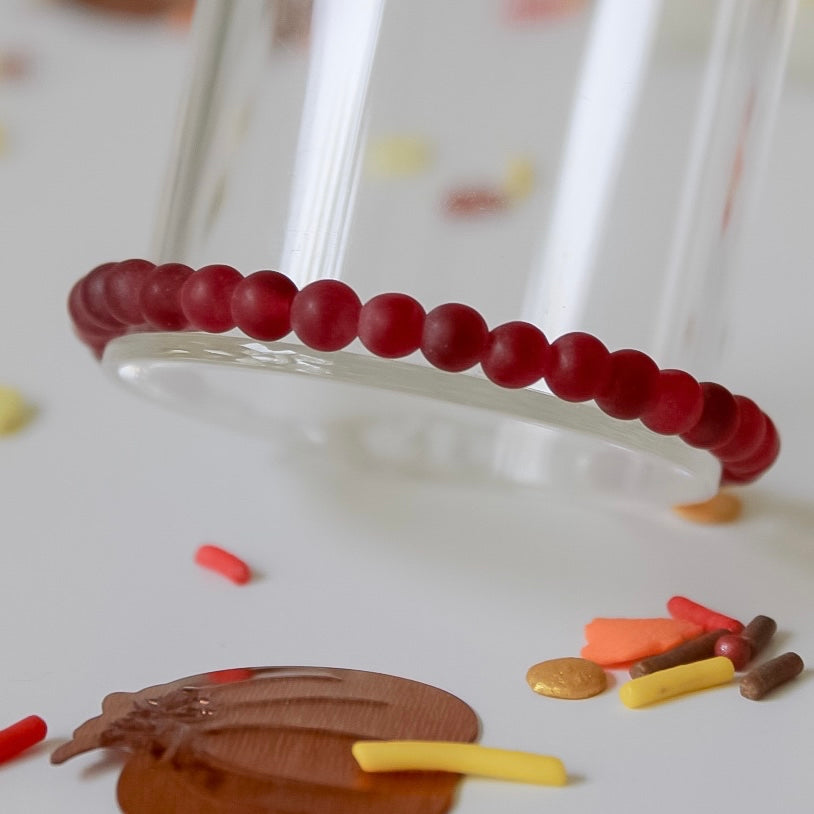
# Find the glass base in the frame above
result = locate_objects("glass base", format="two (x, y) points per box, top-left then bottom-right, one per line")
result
(103, 333), (720, 510)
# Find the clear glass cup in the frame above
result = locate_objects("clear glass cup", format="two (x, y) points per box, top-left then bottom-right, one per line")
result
(105, 0), (796, 510)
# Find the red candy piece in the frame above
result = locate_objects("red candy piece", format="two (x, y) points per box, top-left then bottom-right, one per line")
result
(667, 595), (744, 634)
(231, 270), (297, 341)
(206, 667), (256, 684)
(546, 332), (611, 402)
(680, 382), (739, 449)
(0, 715), (47, 764)
(104, 259), (154, 325)
(714, 634), (752, 671)
(194, 544), (251, 585)
(140, 263), (194, 331)
(595, 348), (659, 420)
(359, 293), (425, 358)
(290, 279), (362, 351)
(181, 264), (243, 333)
(640, 369), (704, 435)
(443, 188), (508, 216)
(421, 303), (489, 372)
(481, 321), (549, 388)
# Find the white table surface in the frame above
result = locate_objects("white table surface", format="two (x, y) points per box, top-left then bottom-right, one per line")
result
(1, 2), (813, 812)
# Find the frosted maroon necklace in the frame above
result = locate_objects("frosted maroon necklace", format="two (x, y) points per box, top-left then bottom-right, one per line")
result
(69, 259), (779, 486)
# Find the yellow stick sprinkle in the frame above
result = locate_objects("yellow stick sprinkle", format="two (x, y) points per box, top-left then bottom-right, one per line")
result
(351, 740), (567, 786)
(619, 656), (734, 708)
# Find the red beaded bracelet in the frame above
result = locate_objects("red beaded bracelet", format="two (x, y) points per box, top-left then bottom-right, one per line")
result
(68, 259), (780, 486)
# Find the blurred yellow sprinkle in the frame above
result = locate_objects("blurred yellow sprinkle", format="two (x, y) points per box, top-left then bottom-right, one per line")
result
(367, 136), (432, 177)
(504, 156), (536, 200)
(0, 386), (31, 435)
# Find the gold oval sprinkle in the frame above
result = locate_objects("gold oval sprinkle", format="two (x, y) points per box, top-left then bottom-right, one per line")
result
(526, 657), (607, 700)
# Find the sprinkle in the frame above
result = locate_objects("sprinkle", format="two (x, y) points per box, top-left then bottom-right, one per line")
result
(352, 740), (567, 786)
(504, 156), (536, 200)
(581, 617), (703, 666)
(740, 652), (804, 700)
(619, 656), (734, 708)
(667, 596), (744, 634)
(194, 544), (252, 585)
(672, 491), (742, 524)
(0, 386), (31, 435)
(366, 136), (432, 177)
(443, 188), (509, 216)
(0, 716), (47, 765)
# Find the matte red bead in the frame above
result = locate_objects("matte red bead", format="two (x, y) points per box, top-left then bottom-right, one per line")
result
(68, 277), (103, 334)
(640, 369), (704, 435)
(712, 395), (767, 464)
(545, 332), (611, 402)
(139, 263), (194, 331)
(421, 303), (489, 372)
(680, 382), (739, 449)
(79, 263), (124, 330)
(595, 349), (659, 420)
(104, 258), (155, 325)
(231, 270), (298, 341)
(722, 416), (779, 483)
(359, 292), (425, 358)
(181, 264), (243, 333)
(481, 321), (549, 388)
(290, 279), (362, 351)
(73, 323), (120, 358)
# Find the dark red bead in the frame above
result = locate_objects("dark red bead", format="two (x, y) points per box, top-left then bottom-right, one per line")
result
(290, 279), (362, 351)
(712, 395), (767, 464)
(139, 263), (194, 331)
(181, 264), (243, 333)
(640, 369), (704, 435)
(545, 332), (611, 402)
(722, 415), (779, 483)
(680, 382), (739, 449)
(595, 349), (659, 420)
(358, 293), (425, 358)
(104, 258), (155, 325)
(68, 277), (102, 334)
(79, 263), (124, 330)
(73, 324), (118, 358)
(231, 270), (297, 341)
(481, 321), (549, 388)
(421, 303), (489, 372)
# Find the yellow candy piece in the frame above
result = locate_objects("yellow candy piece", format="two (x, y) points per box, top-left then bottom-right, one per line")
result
(366, 136), (432, 177)
(0, 386), (29, 435)
(619, 656), (734, 708)
(352, 740), (567, 786)
(504, 156), (536, 200)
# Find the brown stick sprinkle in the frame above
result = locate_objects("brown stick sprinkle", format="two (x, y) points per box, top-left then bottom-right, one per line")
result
(739, 652), (804, 700)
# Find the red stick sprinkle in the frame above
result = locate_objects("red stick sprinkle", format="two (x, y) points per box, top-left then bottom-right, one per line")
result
(195, 544), (252, 585)
(0, 715), (47, 764)
(667, 595), (744, 634)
